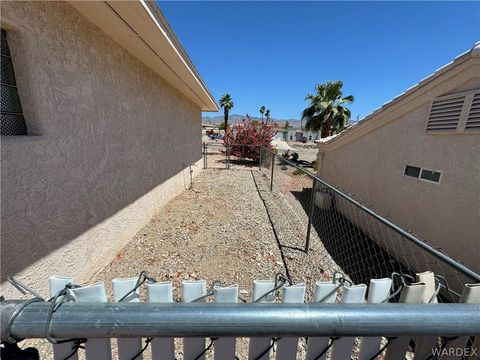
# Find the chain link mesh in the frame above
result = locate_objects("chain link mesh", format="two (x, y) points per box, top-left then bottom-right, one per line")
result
(258, 148), (476, 300)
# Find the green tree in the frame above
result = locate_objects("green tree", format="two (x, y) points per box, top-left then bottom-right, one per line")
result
(219, 94), (234, 132)
(301, 81), (354, 138)
(284, 121), (289, 129)
(259, 106), (266, 122)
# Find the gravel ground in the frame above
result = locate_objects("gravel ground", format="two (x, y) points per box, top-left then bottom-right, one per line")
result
(19, 164), (353, 360)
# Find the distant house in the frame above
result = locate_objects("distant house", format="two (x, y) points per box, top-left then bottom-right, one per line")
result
(316, 43), (480, 273)
(0, 1), (218, 295)
(276, 128), (320, 142)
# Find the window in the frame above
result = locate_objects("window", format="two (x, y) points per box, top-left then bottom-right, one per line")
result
(404, 165), (421, 178)
(289, 135), (293, 140)
(309, 134), (312, 141)
(1, 29), (27, 135)
(404, 165), (442, 183)
(420, 169), (441, 183)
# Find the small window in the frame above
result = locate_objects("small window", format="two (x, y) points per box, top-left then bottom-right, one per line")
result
(420, 169), (441, 183)
(404, 165), (421, 178)
(309, 134), (312, 140)
(289, 135), (293, 140)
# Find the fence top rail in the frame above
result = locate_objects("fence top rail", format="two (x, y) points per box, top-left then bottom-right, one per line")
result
(2, 301), (480, 340)
(262, 148), (480, 283)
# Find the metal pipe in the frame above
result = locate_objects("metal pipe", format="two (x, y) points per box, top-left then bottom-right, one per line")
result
(2, 301), (479, 341)
(265, 150), (480, 283)
(305, 177), (316, 253)
(270, 154), (274, 191)
(204, 143), (208, 169)
(226, 145), (231, 170)
(203, 142), (206, 169)
(258, 146), (262, 172)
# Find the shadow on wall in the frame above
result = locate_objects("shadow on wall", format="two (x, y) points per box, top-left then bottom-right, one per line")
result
(290, 187), (410, 286)
(0, 140), (201, 283)
(0, 1), (203, 283)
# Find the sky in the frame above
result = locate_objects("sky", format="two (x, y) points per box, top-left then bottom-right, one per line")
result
(158, 1), (480, 121)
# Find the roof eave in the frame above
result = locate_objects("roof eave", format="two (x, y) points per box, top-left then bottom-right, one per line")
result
(68, 0), (219, 112)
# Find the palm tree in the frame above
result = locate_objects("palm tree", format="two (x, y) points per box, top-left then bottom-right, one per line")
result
(219, 94), (234, 132)
(259, 106), (266, 122)
(301, 81), (354, 138)
(265, 109), (271, 122)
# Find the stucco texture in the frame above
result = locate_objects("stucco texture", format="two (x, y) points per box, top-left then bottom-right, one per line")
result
(317, 62), (480, 276)
(1, 1), (202, 297)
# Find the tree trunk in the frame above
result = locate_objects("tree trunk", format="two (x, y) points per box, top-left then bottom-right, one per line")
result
(224, 109), (228, 132)
(321, 120), (331, 138)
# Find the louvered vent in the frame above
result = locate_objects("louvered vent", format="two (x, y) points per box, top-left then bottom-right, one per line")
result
(426, 95), (464, 132)
(465, 93), (480, 131)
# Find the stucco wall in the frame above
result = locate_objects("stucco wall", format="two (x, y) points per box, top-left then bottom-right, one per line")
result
(317, 64), (480, 274)
(1, 1), (203, 297)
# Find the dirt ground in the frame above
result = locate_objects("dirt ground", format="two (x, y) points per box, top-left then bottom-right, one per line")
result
(20, 165), (346, 360)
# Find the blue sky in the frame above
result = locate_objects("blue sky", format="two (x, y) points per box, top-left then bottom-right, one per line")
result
(159, 1), (480, 120)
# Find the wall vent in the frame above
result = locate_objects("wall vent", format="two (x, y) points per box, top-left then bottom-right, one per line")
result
(425, 95), (465, 132)
(465, 93), (480, 131)
(1, 29), (28, 136)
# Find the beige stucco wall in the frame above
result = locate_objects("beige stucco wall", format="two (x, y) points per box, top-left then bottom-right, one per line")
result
(1, 1), (203, 297)
(316, 62), (480, 275)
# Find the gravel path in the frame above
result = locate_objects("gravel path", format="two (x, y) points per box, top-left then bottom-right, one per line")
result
(20, 166), (347, 360)
(91, 169), (288, 301)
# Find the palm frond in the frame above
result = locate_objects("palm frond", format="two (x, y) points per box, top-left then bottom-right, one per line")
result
(301, 81), (354, 138)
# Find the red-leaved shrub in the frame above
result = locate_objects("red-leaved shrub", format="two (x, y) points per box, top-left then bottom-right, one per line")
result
(223, 119), (276, 162)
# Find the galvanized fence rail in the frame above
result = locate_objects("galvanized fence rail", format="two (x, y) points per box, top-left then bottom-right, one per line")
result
(1, 273), (479, 360)
(258, 147), (480, 298)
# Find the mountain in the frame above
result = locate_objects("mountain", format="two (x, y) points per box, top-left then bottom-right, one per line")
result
(202, 114), (303, 128)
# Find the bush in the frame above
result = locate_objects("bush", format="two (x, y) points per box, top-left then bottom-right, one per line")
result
(224, 119), (277, 162)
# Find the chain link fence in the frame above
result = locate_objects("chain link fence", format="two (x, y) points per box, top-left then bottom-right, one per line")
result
(258, 147), (480, 300)
(203, 142), (263, 170)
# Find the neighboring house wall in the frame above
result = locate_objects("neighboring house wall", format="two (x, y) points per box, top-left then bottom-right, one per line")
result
(286, 129), (319, 142)
(316, 58), (480, 273)
(1, 1), (203, 296)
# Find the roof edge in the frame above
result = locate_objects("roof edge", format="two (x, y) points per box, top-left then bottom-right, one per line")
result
(68, 0), (219, 112)
(141, 1), (219, 111)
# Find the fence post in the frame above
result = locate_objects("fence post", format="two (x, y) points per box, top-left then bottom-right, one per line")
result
(269, 153), (274, 191)
(204, 143), (208, 169)
(227, 145), (231, 170)
(258, 146), (262, 172)
(305, 177), (316, 253)
(203, 142), (206, 169)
